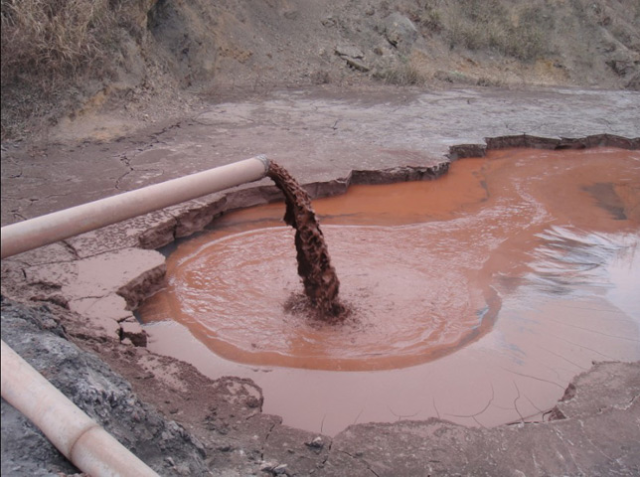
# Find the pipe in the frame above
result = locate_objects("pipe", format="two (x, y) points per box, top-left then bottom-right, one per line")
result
(1, 155), (270, 473)
(1, 155), (270, 259)
(1, 340), (160, 477)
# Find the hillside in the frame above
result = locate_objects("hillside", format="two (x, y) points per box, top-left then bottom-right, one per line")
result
(1, 0), (639, 139)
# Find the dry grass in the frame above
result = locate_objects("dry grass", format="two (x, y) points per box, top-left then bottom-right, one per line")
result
(1, 0), (118, 85)
(373, 61), (428, 86)
(0, 0), (143, 138)
(445, 0), (546, 61)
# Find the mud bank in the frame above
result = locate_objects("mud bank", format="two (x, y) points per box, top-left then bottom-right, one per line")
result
(113, 133), (640, 255)
(140, 146), (640, 437)
(2, 299), (639, 476)
(2, 88), (639, 475)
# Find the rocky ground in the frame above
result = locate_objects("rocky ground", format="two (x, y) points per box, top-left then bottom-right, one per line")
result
(1, 86), (639, 476)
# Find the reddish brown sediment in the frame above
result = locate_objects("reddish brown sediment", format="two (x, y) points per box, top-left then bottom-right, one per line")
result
(267, 161), (345, 319)
(140, 147), (639, 435)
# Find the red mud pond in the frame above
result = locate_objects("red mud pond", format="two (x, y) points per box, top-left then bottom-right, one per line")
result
(139, 147), (640, 436)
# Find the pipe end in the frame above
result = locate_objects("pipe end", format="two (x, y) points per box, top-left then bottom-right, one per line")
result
(254, 154), (270, 174)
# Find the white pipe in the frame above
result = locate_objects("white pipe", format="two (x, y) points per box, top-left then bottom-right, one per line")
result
(1, 155), (271, 473)
(1, 155), (270, 259)
(1, 340), (160, 477)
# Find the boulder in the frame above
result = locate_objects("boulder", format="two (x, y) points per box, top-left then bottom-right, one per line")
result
(384, 13), (419, 53)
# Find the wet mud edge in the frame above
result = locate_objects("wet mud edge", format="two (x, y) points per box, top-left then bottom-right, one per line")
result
(118, 132), (640, 325)
(3, 133), (639, 475)
(136, 132), (640, 253)
(122, 133), (634, 301)
(11, 133), (638, 358)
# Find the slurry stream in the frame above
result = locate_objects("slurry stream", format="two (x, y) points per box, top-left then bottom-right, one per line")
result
(139, 148), (640, 436)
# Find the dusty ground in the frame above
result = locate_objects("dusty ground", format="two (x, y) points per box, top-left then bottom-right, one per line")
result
(2, 0), (639, 140)
(1, 86), (639, 476)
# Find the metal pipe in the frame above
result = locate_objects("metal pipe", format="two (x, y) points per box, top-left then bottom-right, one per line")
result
(1, 340), (160, 477)
(1, 155), (270, 259)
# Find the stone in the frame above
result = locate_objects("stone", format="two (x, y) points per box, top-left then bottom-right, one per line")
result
(260, 461), (278, 472)
(306, 436), (324, 449)
(345, 58), (370, 72)
(335, 44), (364, 59)
(384, 13), (419, 53)
(335, 45), (369, 71)
(273, 463), (288, 474)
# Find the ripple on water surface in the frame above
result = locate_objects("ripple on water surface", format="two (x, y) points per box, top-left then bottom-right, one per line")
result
(140, 147), (640, 435)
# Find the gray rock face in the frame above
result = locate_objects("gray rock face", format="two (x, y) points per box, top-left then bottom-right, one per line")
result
(384, 13), (419, 53)
(0, 300), (210, 477)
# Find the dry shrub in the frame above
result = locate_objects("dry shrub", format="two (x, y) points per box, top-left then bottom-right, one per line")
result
(445, 0), (546, 61)
(373, 61), (428, 86)
(1, 0), (118, 87)
(0, 0), (145, 138)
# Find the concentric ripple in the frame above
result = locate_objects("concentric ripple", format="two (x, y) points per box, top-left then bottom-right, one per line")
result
(148, 221), (499, 370)
(140, 147), (639, 435)
(142, 147), (639, 373)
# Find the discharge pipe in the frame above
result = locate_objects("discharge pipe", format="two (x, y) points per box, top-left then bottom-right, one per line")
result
(1, 155), (270, 259)
(1, 155), (271, 475)
(1, 340), (160, 476)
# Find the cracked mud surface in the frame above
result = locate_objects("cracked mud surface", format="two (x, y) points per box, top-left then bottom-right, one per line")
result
(2, 86), (640, 476)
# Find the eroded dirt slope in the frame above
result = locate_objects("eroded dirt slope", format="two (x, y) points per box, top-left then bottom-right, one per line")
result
(2, 0), (639, 139)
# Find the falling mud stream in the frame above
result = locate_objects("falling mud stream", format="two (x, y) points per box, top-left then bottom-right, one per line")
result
(266, 161), (345, 318)
(140, 147), (640, 436)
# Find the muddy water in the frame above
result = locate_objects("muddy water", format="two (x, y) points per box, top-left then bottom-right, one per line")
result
(140, 147), (640, 435)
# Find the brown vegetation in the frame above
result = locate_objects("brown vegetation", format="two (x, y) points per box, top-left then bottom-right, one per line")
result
(1, 0), (639, 140)
(0, 0), (149, 137)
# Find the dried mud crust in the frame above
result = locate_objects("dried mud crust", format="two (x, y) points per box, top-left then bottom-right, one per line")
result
(2, 299), (639, 477)
(1, 87), (640, 475)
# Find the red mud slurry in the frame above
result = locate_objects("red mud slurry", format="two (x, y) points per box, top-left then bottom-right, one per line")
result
(140, 148), (640, 435)
(266, 161), (344, 318)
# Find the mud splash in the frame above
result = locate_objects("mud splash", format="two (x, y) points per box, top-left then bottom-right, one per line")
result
(267, 161), (344, 318)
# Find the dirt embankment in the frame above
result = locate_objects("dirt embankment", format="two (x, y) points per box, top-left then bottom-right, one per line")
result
(2, 0), (639, 139)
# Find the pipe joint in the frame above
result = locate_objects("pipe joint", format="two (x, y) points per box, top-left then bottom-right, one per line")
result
(255, 154), (270, 173)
